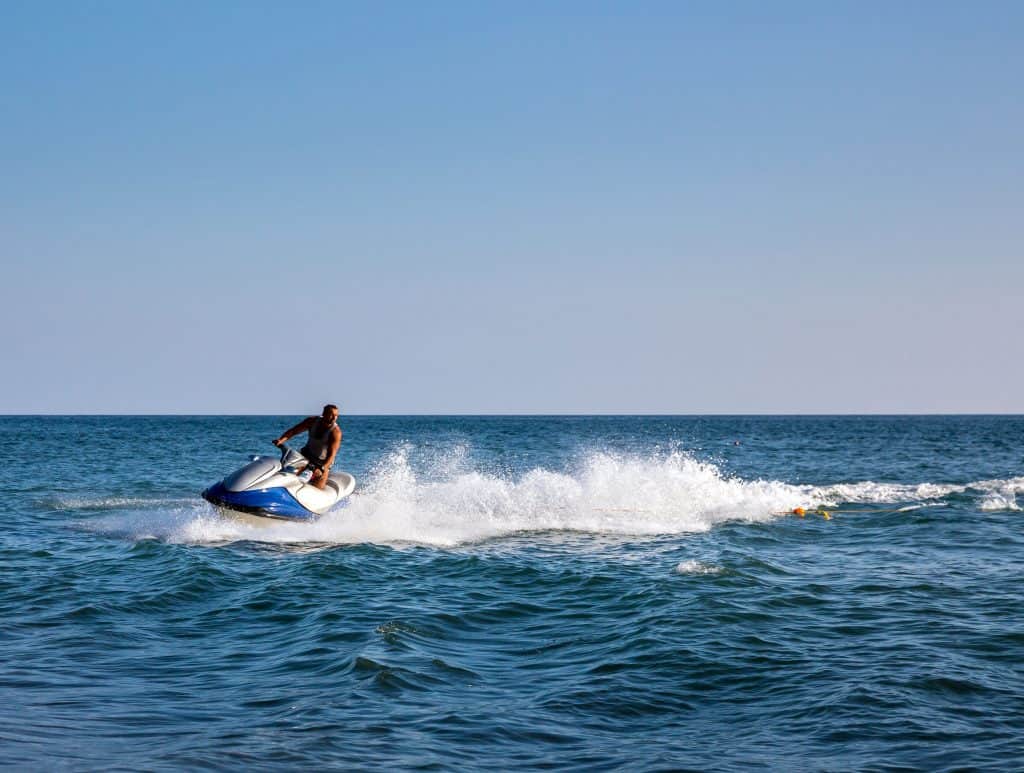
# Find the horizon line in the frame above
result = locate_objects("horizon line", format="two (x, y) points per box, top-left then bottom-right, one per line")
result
(2, 412), (1023, 418)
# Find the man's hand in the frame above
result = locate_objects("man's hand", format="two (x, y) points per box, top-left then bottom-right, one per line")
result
(273, 437), (285, 447)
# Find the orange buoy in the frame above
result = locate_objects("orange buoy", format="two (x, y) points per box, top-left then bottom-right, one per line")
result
(793, 507), (806, 517)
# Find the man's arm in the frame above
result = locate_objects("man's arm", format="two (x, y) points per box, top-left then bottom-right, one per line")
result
(273, 417), (315, 446)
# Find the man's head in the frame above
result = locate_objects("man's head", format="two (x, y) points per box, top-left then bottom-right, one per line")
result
(322, 404), (340, 424)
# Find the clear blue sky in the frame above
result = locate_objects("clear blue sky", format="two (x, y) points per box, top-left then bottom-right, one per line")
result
(2, 1), (1021, 413)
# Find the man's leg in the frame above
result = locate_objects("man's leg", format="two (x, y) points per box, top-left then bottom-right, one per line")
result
(309, 466), (328, 490)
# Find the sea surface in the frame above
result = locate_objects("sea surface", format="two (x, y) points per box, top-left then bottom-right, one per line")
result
(1, 415), (1022, 770)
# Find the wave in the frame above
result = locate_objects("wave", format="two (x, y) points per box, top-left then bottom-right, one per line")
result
(810, 477), (1024, 507)
(76, 447), (1023, 547)
(48, 496), (197, 511)
(675, 560), (724, 575)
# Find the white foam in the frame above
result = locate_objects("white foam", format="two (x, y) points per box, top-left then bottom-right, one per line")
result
(809, 481), (963, 505)
(75, 447), (1024, 547)
(979, 495), (1018, 511)
(675, 560), (723, 575)
(975, 477), (1024, 511)
(52, 496), (197, 511)
(281, 447), (810, 547)
(811, 476), (1024, 507)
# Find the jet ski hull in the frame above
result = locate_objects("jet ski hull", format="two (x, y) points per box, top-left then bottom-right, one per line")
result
(202, 481), (318, 521)
(202, 446), (356, 525)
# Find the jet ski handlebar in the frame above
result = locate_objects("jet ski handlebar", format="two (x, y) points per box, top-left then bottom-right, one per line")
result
(274, 442), (305, 469)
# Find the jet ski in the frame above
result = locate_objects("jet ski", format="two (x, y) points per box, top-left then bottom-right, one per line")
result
(202, 444), (356, 526)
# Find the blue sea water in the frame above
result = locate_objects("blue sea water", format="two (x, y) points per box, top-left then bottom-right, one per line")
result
(1, 415), (1023, 770)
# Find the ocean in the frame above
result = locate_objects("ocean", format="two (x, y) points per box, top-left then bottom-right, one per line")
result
(1, 415), (1022, 770)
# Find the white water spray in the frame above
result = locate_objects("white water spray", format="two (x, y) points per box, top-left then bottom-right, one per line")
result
(75, 449), (1024, 547)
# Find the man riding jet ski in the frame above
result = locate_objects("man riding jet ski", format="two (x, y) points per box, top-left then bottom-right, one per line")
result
(201, 404), (355, 525)
(273, 404), (342, 488)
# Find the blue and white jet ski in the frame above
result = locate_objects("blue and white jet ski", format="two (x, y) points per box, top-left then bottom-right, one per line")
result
(202, 444), (356, 526)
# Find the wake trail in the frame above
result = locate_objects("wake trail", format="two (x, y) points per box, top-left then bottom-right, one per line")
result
(75, 446), (1023, 547)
